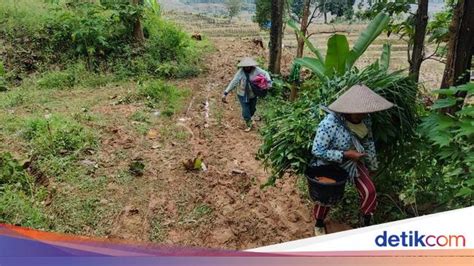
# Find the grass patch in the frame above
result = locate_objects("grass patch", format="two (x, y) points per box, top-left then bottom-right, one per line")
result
(130, 110), (151, 123)
(139, 80), (189, 117)
(23, 115), (97, 158)
(149, 216), (165, 242)
(192, 203), (213, 219)
(37, 64), (113, 90)
(0, 152), (48, 229)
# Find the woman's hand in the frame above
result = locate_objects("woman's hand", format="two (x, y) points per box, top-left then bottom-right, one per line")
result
(344, 150), (367, 161)
(222, 93), (228, 103)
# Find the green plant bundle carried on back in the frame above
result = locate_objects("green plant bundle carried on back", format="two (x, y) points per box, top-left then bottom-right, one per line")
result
(258, 63), (418, 186)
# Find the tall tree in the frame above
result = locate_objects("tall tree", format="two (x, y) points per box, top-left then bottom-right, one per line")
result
(269, 0), (284, 74)
(440, 0), (474, 90)
(226, 0), (242, 22)
(132, 0), (145, 43)
(409, 0), (429, 82)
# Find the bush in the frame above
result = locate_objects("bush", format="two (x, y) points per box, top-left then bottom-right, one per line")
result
(420, 84), (474, 205)
(0, 0), (203, 80)
(258, 64), (424, 224)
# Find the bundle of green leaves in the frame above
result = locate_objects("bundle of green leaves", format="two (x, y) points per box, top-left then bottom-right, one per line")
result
(258, 63), (418, 185)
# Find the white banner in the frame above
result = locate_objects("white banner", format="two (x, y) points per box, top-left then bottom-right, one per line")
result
(251, 206), (474, 252)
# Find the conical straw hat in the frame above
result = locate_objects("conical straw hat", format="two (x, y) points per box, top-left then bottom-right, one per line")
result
(237, 57), (258, 67)
(328, 84), (394, 114)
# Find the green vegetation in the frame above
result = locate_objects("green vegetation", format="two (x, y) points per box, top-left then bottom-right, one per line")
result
(258, 10), (473, 225)
(139, 80), (190, 117)
(0, 0), (207, 81)
(0, 152), (48, 228)
(0, 0), (203, 234)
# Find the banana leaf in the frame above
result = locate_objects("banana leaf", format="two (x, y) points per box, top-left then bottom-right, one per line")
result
(345, 12), (389, 70)
(294, 57), (326, 80)
(325, 34), (350, 77)
(380, 43), (391, 71)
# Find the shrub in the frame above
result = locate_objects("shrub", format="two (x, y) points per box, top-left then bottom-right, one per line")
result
(1, 0), (203, 80)
(420, 84), (474, 205)
(258, 64), (422, 224)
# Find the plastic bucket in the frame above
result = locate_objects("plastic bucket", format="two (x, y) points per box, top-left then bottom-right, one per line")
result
(305, 165), (348, 206)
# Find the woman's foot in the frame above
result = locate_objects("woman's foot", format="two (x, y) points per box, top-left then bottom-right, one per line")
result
(314, 219), (326, 236)
(244, 120), (253, 132)
(314, 226), (326, 236)
(360, 214), (373, 227)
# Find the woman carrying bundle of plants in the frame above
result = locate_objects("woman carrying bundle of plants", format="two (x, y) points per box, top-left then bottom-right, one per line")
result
(309, 84), (394, 236)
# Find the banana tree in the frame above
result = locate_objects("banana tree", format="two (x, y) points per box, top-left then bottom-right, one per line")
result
(294, 12), (391, 80)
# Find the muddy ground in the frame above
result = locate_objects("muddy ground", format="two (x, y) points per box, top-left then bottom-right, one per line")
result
(95, 38), (350, 250)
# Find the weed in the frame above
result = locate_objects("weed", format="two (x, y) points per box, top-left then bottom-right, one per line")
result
(130, 111), (150, 123)
(296, 175), (309, 200)
(23, 115), (97, 158)
(134, 123), (151, 136)
(193, 203), (213, 220)
(149, 216), (165, 242)
(139, 80), (189, 116)
(0, 186), (48, 228)
(114, 170), (134, 185)
(0, 152), (48, 229)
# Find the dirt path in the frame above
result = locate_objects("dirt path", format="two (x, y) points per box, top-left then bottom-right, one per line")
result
(103, 37), (350, 249)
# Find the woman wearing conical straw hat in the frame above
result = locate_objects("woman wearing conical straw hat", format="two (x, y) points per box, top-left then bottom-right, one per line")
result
(310, 84), (394, 236)
(222, 57), (272, 132)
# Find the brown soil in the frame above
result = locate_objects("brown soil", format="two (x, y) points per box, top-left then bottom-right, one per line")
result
(91, 37), (349, 250)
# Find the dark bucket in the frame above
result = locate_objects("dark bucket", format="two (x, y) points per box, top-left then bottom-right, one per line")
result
(305, 165), (348, 206)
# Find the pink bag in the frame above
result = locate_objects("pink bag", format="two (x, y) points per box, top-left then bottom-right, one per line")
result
(252, 74), (270, 90)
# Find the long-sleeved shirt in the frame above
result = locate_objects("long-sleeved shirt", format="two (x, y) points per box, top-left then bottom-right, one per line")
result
(311, 111), (378, 178)
(224, 67), (272, 98)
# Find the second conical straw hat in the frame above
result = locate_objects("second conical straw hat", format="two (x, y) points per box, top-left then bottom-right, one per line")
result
(328, 84), (394, 114)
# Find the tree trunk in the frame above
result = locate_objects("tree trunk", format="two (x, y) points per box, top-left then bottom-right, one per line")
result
(291, 0), (311, 101)
(409, 0), (429, 82)
(269, 0), (284, 74)
(322, 0), (327, 24)
(440, 0), (474, 111)
(296, 0), (310, 58)
(132, 0), (145, 43)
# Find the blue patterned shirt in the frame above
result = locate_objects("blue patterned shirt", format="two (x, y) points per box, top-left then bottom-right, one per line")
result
(311, 112), (378, 176)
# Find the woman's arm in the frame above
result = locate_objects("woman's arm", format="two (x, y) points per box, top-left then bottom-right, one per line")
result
(361, 118), (378, 171)
(311, 115), (344, 163)
(224, 69), (243, 95)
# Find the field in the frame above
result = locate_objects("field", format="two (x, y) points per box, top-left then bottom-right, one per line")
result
(169, 12), (445, 90)
(0, 7), (462, 250)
